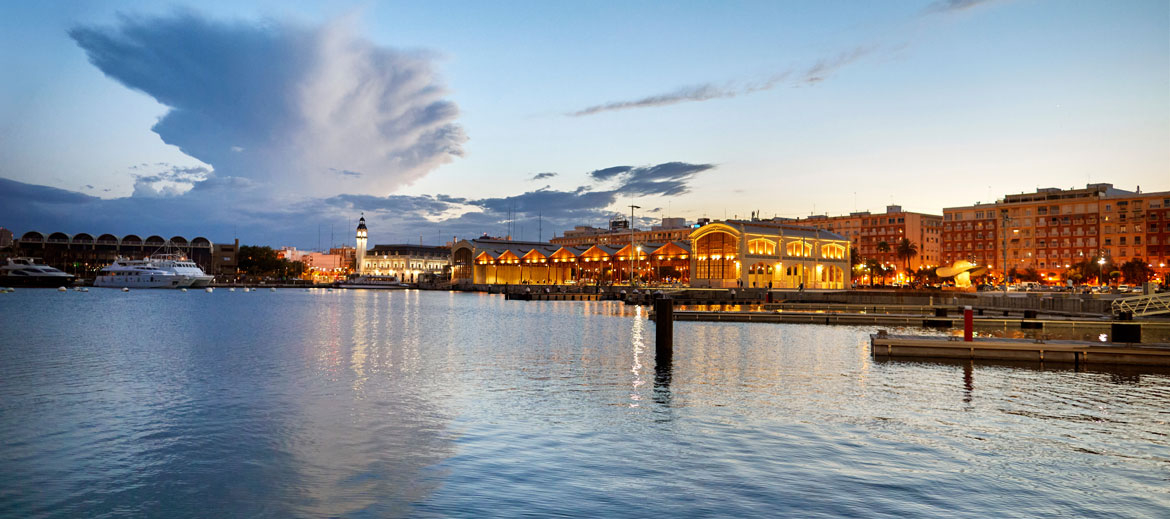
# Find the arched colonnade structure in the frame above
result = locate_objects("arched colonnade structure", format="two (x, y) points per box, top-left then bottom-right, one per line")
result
(12, 231), (214, 276)
(690, 221), (851, 290)
(451, 238), (692, 286)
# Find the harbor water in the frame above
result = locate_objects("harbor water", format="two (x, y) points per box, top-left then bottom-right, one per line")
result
(1, 289), (1168, 518)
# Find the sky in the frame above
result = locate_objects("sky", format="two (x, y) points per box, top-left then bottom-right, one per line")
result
(0, 0), (1167, 249)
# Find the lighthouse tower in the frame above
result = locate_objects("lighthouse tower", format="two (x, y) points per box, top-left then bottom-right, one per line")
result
(355, 215), (368, 275)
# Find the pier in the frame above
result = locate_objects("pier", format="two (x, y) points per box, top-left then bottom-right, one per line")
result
(870, 332), (1170, 367)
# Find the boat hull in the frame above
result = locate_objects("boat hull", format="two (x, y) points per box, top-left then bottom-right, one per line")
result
(94, 275), (186, 289)
(0, 275), (76, 288)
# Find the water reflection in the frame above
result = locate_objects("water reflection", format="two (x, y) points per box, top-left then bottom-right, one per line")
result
(629, 305), (645, 407)
(2, 290), (1169, 517)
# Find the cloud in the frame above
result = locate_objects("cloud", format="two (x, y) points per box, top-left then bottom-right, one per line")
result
(0, 161), (713, 246)
(330, 168), (363, 178)
(529, 172), (557, 181)
(591, 162), (715, 196)
(568, 47), (872, 117)
(70, 11), (465, 197)
(131, 165), (211, 197)
(922, 0), (998, 15)
(587, 165), (633, 180)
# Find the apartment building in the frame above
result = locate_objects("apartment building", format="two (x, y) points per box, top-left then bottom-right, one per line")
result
(943, 184), (1168, 282)
(796, 205), (943, 273)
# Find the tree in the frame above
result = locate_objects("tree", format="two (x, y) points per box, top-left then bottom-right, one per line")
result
(1119, 258), (1154, 284)
(895, 239), (919, 281)
(865, 259), (883, 287)
(239, 245), (303, 279)
(876, 241), (891, 254)
(850, 246), (862, 267)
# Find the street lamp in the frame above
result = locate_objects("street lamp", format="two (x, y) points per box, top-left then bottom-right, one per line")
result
(628, 204), (640, 286)
(1097, 256), (1106, 288)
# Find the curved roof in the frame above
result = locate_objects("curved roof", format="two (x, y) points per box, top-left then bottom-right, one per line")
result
(21, 231), (44, 241)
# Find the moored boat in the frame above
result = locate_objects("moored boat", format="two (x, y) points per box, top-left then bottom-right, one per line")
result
(0, 257), (76, 288)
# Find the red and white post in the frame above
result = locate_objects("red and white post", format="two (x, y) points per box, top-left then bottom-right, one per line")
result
(963, 305), (974, 342)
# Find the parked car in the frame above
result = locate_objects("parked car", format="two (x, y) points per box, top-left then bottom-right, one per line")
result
(1117, 284), (1132, 293)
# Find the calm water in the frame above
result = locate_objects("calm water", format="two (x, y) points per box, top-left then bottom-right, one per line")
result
(1, 289), (1168, 518)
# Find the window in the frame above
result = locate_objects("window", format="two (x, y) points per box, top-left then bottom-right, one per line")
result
(786, 240), (813, 257)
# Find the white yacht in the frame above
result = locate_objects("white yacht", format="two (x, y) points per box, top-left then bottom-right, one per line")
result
(1, 257), (76, 288)
(94, 256), (212, 289)
(149, 253), (215, 287)
(336, 275), (408, 289)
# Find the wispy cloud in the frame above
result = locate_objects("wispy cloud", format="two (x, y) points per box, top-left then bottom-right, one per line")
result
(568, 46), (873, 117)
(922, 0), (999, 15)
(529, 172), (557, 181)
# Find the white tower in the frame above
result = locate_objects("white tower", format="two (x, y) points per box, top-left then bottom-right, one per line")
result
(355, 215), (368, 275)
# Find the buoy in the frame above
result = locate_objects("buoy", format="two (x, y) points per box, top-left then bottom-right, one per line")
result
(270, 287), (276, 292)
(205, 287), (213, 293)
(122, 287), (130, 292)
(81, 288), (89, 292)
(58, 286), (67, 292)
(181, 288), (188, 292)
(229, 287), (236, 292)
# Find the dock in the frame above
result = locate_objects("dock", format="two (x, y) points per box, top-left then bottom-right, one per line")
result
(870, 332), (1170, 367)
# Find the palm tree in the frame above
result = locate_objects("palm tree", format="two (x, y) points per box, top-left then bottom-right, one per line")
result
(865, 259), (883, 287)
(895, 239), (919, 282)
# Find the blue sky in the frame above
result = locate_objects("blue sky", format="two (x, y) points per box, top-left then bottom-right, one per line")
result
(0, 0), (1166, 248)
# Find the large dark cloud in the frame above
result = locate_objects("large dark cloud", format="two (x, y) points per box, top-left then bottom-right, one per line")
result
(69, 12), (466, 197)
(0, 161), (714, 247)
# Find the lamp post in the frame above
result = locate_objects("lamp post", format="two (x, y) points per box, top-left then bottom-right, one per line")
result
(629, 204), (640, 286)
(1098, 255), (1106, 288)
(1001, 211), (1011, 296)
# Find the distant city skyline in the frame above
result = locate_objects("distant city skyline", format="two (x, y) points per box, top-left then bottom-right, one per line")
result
(1, 1), (1166, 248)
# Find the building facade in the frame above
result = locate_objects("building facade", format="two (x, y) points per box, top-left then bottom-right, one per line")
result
(942, 184), (1169, 283)
(361, 244), (450, 283)
(794, 205), (942, 281)
(689, 220), (851, 289)
(451, 219), (851, 290)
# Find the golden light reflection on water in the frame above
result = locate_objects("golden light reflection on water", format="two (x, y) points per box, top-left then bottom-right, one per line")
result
(630, 305), (645, 407)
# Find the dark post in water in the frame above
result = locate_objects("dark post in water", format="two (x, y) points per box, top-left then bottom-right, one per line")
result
(654, 296), (674, 359)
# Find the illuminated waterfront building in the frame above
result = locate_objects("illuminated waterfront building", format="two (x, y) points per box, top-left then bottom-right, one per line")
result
(361, 244), (449, 283)
(689, 220), (851, 289)
(351, 217), (448, 282)
(942, 184), (1169, 283)
(452, 218), (850, 290)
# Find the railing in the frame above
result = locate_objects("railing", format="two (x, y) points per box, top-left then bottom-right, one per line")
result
(1112, 292), (1170, 317)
